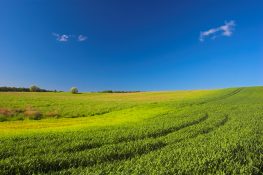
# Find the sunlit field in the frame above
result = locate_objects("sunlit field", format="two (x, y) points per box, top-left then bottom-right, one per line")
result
(0, 87), (263, 174)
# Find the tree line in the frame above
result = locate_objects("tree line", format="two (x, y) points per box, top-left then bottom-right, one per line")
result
(0, 86), (141, 94)
(97, 90), (141, 93)
(0, 86), (58, 92)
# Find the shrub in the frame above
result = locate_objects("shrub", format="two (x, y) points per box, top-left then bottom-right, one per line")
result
(46, 111), (60, 118)
(0, 108), (15, 116)
(0, 115), (8, 122)
(70, 87), (78, 94)
(30, 85), (40, 92)
(24, 110), (42, 120)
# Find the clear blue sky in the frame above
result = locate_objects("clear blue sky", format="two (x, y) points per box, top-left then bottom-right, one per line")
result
(0, 0), (262, 91)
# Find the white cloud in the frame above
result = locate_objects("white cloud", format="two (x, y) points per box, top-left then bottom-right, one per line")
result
(78, 35), (87, 42)
(199, 20), (236, 42)
(52, 33), (70, 42)
(52, 33), (88, 42)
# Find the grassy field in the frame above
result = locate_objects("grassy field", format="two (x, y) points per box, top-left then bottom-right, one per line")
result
(0, 86), (263, 174)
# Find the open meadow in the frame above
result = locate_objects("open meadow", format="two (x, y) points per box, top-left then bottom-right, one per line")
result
(0, 86), (263, 174)
(1, 0), (262, 174)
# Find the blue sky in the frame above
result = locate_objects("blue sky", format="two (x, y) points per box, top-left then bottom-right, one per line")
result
(0, 0), (262, 91)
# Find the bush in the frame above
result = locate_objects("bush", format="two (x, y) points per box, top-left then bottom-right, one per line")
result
(30, 85), (40, 92)
(24, 110), (42, 120)
(70, 87), (78, 94)
(0, 115), (8, 122)
(46, 111), (60, 118)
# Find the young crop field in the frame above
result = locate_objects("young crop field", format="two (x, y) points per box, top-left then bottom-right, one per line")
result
(0, 86), (263, 174)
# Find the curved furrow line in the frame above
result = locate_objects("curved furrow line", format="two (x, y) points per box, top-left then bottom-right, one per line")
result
(196, 115), (228, 135)
(51, 114), (229, 174)
(0, 114), (209, 174)
(146, 114), (208, 138)
(0, 140), (167, 175)
(0, 113), (208, 160)
(197, 88), (243, 105)
(168, 114), (229, 145)
(0, 114), (230, 174)
(63, 114), (209, 153)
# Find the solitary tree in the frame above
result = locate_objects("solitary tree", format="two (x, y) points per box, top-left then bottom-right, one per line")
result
(30, 85), (40, 92)
(70, 87), (78, 94)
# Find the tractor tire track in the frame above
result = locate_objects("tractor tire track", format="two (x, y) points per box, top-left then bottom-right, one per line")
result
(64, 114), (209, 153)
(197, 88), (243, 105)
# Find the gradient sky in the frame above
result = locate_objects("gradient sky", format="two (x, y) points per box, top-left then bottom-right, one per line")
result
(0, 0), (262, 91)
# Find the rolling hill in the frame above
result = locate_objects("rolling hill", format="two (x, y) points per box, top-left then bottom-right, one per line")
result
(0, 86), (263, 174)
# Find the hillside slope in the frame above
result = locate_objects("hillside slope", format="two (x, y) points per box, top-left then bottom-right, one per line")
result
(0, 86), (263, 174)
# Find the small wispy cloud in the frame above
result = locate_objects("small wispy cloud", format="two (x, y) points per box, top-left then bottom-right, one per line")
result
(78, 35), (88, 42)
(52, 33), (87, 42)
(199, 20), (236, 42)
(52, 33), (70, 42)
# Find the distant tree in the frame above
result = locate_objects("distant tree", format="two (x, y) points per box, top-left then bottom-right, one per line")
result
(70, 87), (78, 94)
(30, 85), (40, 92)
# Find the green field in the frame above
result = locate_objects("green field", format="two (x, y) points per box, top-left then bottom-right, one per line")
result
(0, 86), (263, 174)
